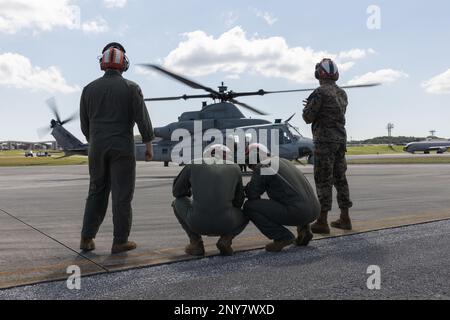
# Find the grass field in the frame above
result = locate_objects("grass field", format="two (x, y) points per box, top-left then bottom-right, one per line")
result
(1, 145), (448, 167)
(346, 145), (404, 155)
(0, 151), (88, 167)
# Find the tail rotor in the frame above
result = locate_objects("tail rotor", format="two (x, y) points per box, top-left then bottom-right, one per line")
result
(37, 97), (78, 138)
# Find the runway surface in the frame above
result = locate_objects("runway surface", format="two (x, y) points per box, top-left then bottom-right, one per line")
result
(1, 219), (449, 300)
(347, 153), (450, 160)
(0, 163), (450, 290)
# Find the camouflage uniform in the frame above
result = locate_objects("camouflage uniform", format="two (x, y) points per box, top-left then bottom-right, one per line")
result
(302, 81), (353, 212)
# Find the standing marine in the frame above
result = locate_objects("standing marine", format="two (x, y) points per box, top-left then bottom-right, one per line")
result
(302, 58), (353, 235)
(244, 144), (320, 252)
(79, 42), (154, 254)
(172, 145), (249, 257)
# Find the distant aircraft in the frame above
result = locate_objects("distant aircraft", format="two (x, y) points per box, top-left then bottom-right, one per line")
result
(404, 139), (450, 154)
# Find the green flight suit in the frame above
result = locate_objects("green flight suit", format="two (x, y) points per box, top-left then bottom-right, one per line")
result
(172, 159), (248, 240)
(80, 69), (154, 244)
(244, 158), (320, 241)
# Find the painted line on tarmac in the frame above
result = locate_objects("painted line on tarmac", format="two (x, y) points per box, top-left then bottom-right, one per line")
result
(0, 208), (109, 273)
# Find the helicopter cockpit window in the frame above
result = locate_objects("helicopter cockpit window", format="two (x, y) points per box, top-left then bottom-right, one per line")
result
(278, 129), (292, 145)
(288, 125), (304, 138)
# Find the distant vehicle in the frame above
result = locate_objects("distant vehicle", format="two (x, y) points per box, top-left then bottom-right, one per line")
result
(404, 139), (450, 154)
(24, 151), (34, 158)
(36, 152), (51, 157)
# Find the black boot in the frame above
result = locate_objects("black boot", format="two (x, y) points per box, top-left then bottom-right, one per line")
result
(311, 211), (331, 234)
(295, 225), (314, 246)
(331, 208), (353, 230)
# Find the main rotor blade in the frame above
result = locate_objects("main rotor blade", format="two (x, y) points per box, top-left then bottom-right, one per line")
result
(61, 111), (78, 125)
(263, 83), (382, 95)
(285, 113), (296, 123)
(231, 83), (381, 98)
(46, 97), (61, 123)
(139, 64), (221, 96)
(230, 98), (269, 116)
(145, 94), (213, 102)
(37, 126), (52, 139)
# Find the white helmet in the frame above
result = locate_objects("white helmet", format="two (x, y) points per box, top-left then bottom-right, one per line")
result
(315, 58), (339, 81)
(203, 144), (231, 160)
(245, 143), (271, 164)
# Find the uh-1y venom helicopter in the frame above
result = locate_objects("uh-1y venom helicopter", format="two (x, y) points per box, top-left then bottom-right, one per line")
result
(137, 64), (379, 165)
(39, 64), (379, 165)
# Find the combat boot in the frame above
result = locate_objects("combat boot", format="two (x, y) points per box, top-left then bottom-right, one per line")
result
(311, 211), (331, 234)
(111, 241), (137, 254)
(331, 208), (353, 231)
(185, 239), (205, 256)
(216, 235), (234, 256)
(265, 239), (294, 252)
(295, 225), (314, 246)
(80, 237), (95, 252)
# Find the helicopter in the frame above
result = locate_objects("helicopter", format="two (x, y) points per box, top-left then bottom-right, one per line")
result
(138, 64), (379, 166)
(39, 64), (379, 166)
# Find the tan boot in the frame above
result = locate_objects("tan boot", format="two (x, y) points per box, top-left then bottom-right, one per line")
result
(311, 211), (331, 235)
(265, 239), (294, 252)
(331, 208), (353, 230)
(295, 225), (314, 246)
(111, 241), (137, 254)
(216, 235), (234, 256)
(185, 239), (205, 256)
(80, 237), (95, 252)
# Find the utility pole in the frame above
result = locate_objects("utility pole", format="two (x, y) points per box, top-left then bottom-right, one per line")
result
(386, 123), (395, 147)
(387, 123), (394, 137)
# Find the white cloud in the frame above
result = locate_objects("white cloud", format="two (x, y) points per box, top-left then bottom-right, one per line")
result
(82, 16), (109, 34)
(347, 69), (408, 85)
(339, 48), (375, 60)
(162, 27), (374, 84)
(0, 53), (80, 93)
(422, 69), (450, 94)
(0, 0), (79, 34)
(255, 10), (278, 26)
(103, 0), (127, 8)
(223, 11), (238, 28)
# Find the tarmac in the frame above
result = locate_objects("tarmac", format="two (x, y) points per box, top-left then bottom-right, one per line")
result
(347, 153), (450, 160)
(1, 219), (449, 300)
(0, 162), (450, 291)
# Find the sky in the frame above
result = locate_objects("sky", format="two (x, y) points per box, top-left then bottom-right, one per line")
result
(1, 0), (450, 142)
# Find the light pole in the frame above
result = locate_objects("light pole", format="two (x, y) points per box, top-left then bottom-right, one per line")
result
(387, 123), (394, 146)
